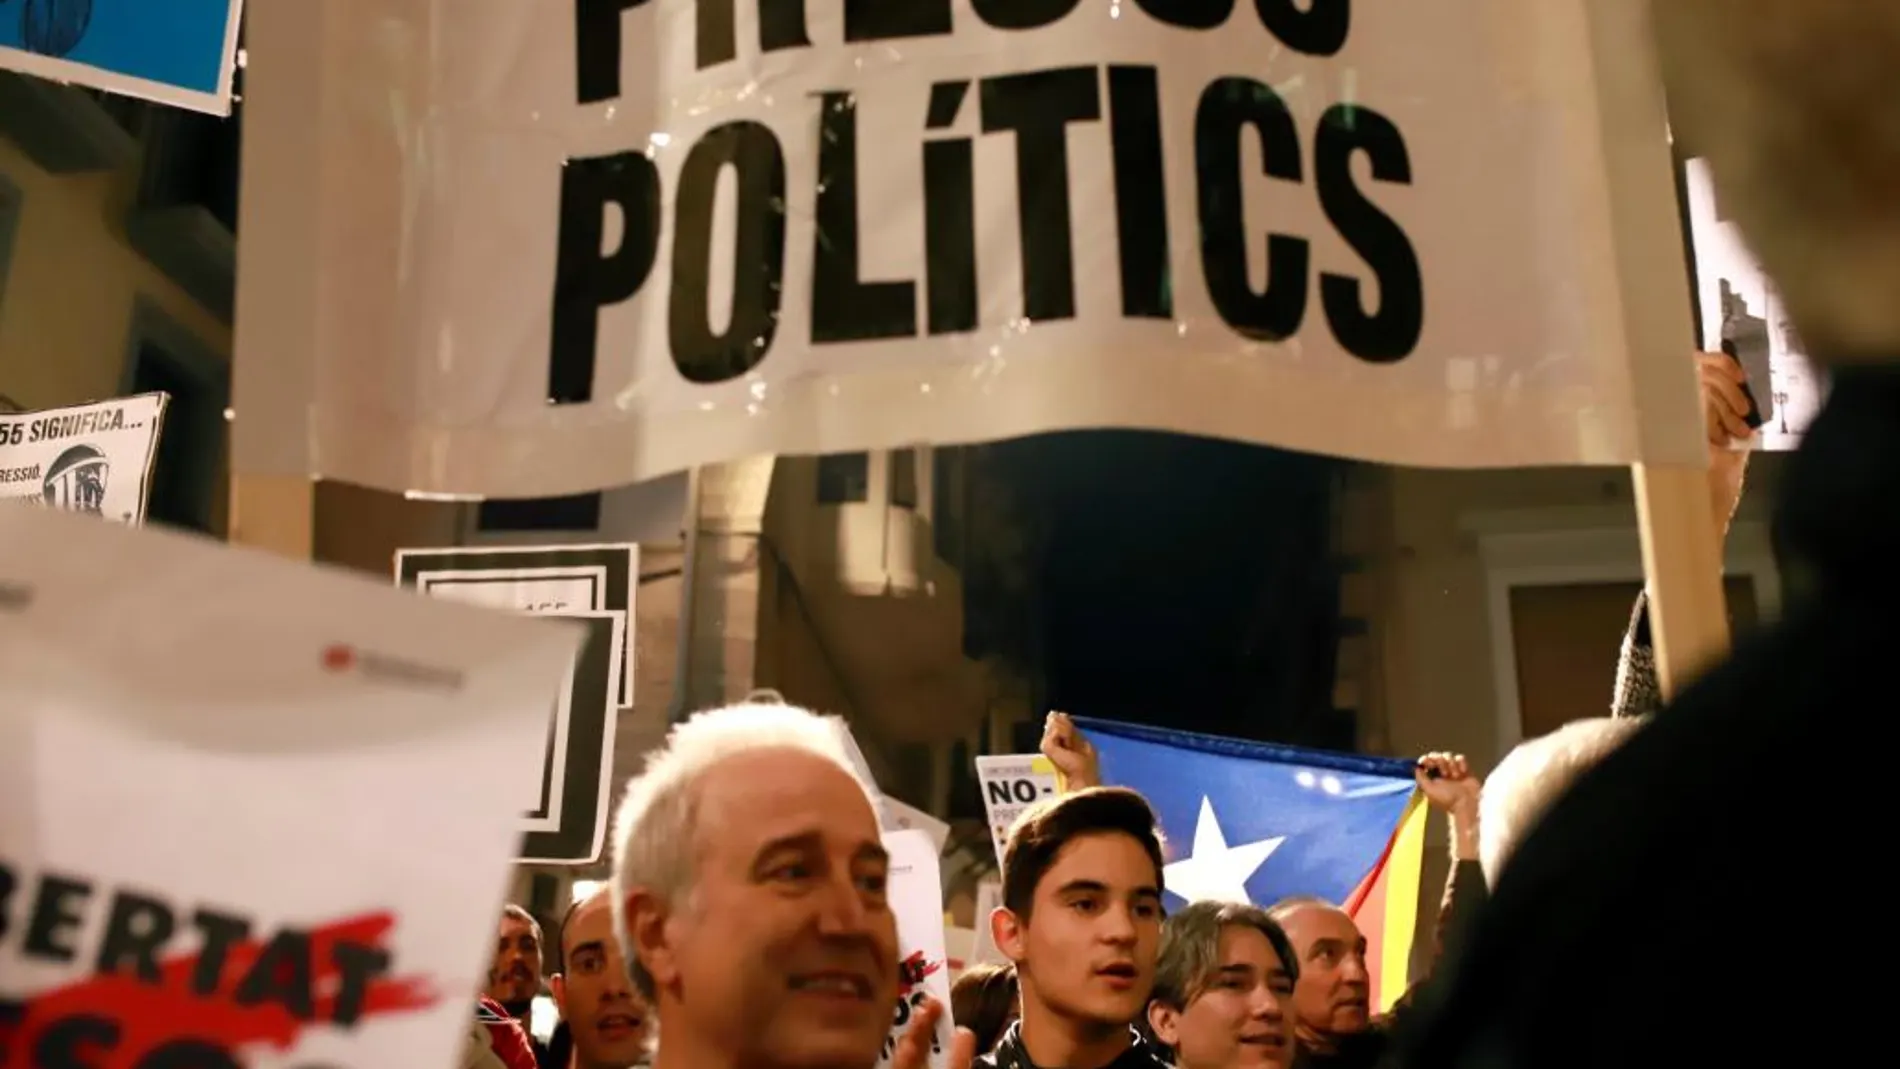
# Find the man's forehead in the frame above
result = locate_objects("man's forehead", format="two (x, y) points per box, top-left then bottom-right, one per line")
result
(695, 748), (879, 847)
(500, 915), (537, 936)
(563, 894), (615, 954)
(1280, 904), (1359, 941)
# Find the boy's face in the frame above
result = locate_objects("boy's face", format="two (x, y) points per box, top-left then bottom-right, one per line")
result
(996, 831), (1163, 1028)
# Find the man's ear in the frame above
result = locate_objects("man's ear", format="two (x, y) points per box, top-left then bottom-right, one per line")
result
(1146, 1001), (1182, 1047)
(624, 887), (678, 992)
(992, 906), (1027, 965)
(550, 973), (569, 1017)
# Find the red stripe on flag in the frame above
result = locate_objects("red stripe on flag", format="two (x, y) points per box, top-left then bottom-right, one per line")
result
(1343, 824), (1402, 1010)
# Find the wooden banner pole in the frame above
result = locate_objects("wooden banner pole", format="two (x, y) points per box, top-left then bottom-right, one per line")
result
(1631, 463), (1730, 698)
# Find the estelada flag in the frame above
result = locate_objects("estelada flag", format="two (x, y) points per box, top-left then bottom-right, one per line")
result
(1075, 717), (1428, 1012)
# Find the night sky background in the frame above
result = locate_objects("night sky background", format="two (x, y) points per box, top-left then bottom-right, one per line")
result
(976, 430), (1347, 749)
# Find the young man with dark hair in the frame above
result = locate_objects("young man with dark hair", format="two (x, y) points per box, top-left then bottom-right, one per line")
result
(981, 787), (1172, 1069)
(1147, 901), (1298, 1069)
(549, 887), (652, 1068)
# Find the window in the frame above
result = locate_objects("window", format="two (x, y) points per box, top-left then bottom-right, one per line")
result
(141, 102), (241, 233)
(932, 447), (966, 565)
(122, 302), (230, 534)
(0, 174), (18, 314)
(80, 88), (151, 138)
(889, 448), (918, 509)
(477, 493), (603, 533)
(816, 453), (869, 504)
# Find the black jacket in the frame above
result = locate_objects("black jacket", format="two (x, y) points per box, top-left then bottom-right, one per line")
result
(977, 1023), (1171, 1069)
(1386, 366), (1893, 1069)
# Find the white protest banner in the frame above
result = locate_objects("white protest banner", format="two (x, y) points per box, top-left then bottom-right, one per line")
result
(242, 0), (1704, 497)
(0, 502), (583, 1069)
(974, 754), (1060, 865)
(879, 829), (955, 1069)
(0, 394), (167, 524)
(1681, 157), (1826, 450)
(0, 0), (243, 115)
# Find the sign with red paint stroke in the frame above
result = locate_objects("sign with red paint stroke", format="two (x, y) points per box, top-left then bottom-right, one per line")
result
(0, 505), (586, 1068)
(878, 830), (954, 1069)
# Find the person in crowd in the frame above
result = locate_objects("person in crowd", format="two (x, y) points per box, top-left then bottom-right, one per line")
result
(608, 701), (909, 1069)
(981, 786), (1172, 1069)
(1040, 714), (1484, 1068)
(463, 995), (543, 1069)
(1393, 4), (1900, 1067)
(950, 963), (1019, 1055)
(1474, 717), (1642, 887)
(1261, 753), (1481, 1069)
(1145, 901), (1298, 1069)
(489, 903), (551, 1064)
(549, 887), (653, 1069)
(489, 904), (546, 1014)
(1611, 350), (1758, 718)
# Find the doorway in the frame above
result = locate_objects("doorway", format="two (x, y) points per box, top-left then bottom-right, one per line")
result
(1508, 577), (1759, 739)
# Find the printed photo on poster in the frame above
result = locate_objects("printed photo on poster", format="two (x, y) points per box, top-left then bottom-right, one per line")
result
(1681, 157), (1826, 450)
(0, 393), (168, 524)
(0, 0), (244, 114)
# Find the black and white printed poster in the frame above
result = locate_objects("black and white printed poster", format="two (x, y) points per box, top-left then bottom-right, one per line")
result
(1682, 157), (1826, 449)
(396, 544), (635, 863)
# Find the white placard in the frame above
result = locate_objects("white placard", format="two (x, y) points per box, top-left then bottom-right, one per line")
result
(968, 880), (1006, 968)
(974, 754), (1060, 866)
(886, 797), (951, 856)
(1682, 157), (1827, 449)
(0, 503), (582, 1069)
(830, 718), (897, 831)
(240, 0), (1705, 496)
(0, 394), (167, 524)
(879, 829), (955, 1069)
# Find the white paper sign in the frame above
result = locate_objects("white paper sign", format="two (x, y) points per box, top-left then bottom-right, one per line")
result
(968, 880), (1006, 968)
(879, 829), (955, 1069)
(886, 797), (951, 856)
(0, 504), (583, 1069)
(974, 754), (1060, 866)
(0, 394), (167, 524)
(240, 0), (1705, 496)
(1682, 157), (1827, 449)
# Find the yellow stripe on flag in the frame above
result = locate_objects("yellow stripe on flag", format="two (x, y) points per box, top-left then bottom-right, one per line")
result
(1377, 793), (1429, 1012)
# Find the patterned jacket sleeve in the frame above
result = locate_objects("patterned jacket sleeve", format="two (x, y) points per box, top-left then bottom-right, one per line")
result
(1610, 591), (1664, 719)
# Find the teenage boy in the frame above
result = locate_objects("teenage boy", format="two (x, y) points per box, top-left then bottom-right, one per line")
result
(981, 787), (1172, 1069)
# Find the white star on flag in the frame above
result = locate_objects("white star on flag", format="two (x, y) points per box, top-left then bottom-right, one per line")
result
(1162, 796), (1285, 905)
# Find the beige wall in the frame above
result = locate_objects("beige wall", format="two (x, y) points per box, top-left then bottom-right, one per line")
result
(757, 542), (865, 725)
(0, 139), (228, 408)
(1372, 458), (1783, 773)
